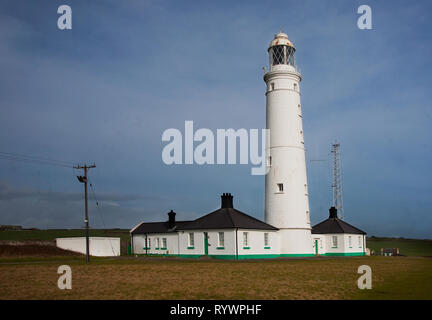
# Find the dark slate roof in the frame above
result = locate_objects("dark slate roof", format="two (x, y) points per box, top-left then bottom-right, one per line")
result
(131, 193), (278, 234)
(312, 207), (366, 235)
(131, 221), (192, 235)
(178, 207), (278, 231)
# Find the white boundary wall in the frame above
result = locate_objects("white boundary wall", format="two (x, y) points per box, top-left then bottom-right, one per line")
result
(56, 237), (120, 256)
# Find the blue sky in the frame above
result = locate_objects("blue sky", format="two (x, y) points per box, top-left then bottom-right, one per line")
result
(0, 0), (431, 238)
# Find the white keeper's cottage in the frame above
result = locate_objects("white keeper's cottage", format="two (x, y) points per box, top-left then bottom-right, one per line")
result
(130, 31), (367, 259)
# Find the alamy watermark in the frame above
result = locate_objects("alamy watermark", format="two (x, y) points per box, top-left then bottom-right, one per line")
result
(357, 265), (372, 289)
(161, 121), (269, 175)
(357, 5), (372, 30)
(57, 265), (72, 290)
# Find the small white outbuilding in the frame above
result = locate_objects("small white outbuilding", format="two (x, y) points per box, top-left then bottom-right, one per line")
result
(56, 237), (121, 257)
(311, 207), (367, 256)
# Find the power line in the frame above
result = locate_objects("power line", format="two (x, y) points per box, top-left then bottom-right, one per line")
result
(0, 152), (75, 168)
(88, 178), (117, 257)
(88, 178), (106, 228)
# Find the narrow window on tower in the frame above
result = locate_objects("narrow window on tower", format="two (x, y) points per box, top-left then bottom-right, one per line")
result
(293, 83), (297, 91)
(267, 156), (272, 167)
(277, 183), (284, 192)
(271, 83), (274, 91)
(306, 210), (310, 224)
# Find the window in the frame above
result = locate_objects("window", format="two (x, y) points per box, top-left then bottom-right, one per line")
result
(348, 236), (352, 248)
(271, 83), (274, 91)
(188, 233), (194, 248)
(277, 183), (284, 192)
(146, 238), (151, 249)
(271, 45), (285, 65)
(243, 232), (249, 247)
(162, 238), (167, 249)
(358, 236), (362, 248)
(332, 236), (338, 248)
(218, 232), (224, 247)
(267, 156), (272, 167)
(293, 83), (297, 91)
(156, 238), (160, 249)
(264, 233), (269, 247)
(306, 210), (310, 224)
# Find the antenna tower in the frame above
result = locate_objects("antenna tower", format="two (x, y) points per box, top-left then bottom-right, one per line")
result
(331, 143), (344, 220)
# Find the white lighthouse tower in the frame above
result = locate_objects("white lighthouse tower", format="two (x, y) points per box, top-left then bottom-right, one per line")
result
(264, 32), (313, 256)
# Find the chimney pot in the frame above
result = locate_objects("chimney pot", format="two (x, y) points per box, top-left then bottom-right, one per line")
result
(329, 207), (338, 219)
(221, 193), (234, 208)
(168, 210), (176, 228)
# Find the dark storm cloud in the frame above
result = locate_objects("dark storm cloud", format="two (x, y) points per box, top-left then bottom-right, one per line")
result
(0, 0), (431, 238)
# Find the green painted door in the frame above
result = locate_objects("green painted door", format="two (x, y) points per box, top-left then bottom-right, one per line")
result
(314, 240), (318, 255)
(204, 232), (208, 255)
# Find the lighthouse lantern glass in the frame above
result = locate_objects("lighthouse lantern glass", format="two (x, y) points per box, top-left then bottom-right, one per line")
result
(270, 45), (295, 67)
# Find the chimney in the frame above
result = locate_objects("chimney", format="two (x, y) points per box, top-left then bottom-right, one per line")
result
(329, 207), (338, 219)
(221, 193), (233, 208)
(168, 210), (176, 228)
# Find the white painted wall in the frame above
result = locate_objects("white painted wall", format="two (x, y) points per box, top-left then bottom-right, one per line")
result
(132, 229), (280, 258)
(236, 229), (280, 257)
(56, 237), (120, 256)
(316, 234), (366, 255)
(343, 234), (366, 254)
(132, 233), (179, 255)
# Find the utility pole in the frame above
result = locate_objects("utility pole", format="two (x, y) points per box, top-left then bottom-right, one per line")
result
(331, 143), (344, 220)
(75, 163), (96, 263)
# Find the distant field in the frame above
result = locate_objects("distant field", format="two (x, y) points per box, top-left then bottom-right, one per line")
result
(366, 237), (432, 256)
(0, 256), (431, 300)
(0, 229), (130, 243)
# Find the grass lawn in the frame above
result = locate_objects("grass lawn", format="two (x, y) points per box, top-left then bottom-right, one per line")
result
(0, 256), (431, 300)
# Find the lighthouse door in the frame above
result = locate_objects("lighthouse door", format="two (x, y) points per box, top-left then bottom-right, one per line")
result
(314, 239), (319, 255)
(204, 232), (209, 255)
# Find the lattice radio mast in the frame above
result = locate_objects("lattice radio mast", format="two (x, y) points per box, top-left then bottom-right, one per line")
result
(331, 143), (344, 220)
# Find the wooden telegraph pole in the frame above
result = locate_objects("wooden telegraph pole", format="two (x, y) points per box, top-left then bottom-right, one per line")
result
(75, 163), (96, 263)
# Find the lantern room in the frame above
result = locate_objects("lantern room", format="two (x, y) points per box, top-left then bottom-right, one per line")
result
(268, 32), (296, 69)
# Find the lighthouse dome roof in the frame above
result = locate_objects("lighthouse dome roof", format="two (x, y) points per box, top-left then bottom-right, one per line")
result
(268, 32), (295, 50)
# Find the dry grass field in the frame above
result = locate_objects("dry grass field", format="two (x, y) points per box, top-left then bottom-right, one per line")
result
(1, 255), (431, 300)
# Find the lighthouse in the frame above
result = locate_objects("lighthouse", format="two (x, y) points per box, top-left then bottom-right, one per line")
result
(264, 32), (313, 256)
